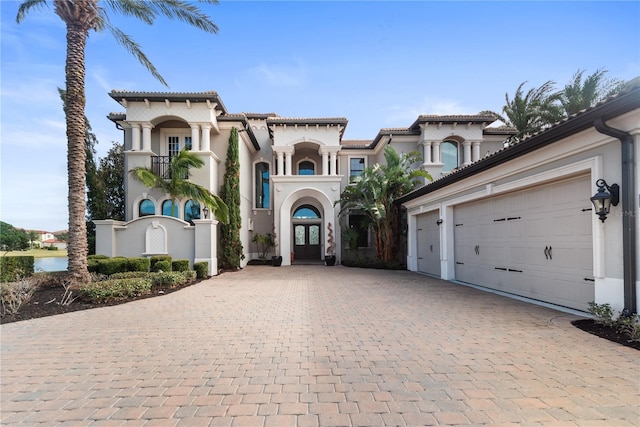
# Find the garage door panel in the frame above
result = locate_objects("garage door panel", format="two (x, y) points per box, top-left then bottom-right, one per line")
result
(454, 174), (593, 311)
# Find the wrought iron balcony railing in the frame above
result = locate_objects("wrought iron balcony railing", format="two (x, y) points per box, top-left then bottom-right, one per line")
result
(152, 156), (188, 180)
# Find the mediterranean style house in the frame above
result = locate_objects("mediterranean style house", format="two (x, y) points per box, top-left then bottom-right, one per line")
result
(96, 81), (640, 315)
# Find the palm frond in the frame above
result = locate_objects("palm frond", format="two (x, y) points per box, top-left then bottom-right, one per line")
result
(16, 0), (48, 23)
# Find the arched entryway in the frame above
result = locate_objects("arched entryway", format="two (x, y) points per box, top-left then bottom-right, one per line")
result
(292, 205), (322, 260)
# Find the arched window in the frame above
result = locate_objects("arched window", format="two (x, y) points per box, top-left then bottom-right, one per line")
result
(442, 141), (459, 172)
(255, 162), (270, 209)
(185, 200), (201, 223)
(139, 199), (155, 217)
(162, 200), (179, 218)
(293, 205), (321, 219)
(298, 161), (315, 176)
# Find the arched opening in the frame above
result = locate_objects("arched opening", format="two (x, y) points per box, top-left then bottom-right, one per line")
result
(442, 140), (459, 172)
(139, 199), (155, 217)
(184, 200), (201, 223)
(298, 160), (315, 176)
(292, 204), (322, 260)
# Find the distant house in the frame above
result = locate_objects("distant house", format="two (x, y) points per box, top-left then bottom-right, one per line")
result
(42, 239), (67, 250)
(96, 83), (640, 314)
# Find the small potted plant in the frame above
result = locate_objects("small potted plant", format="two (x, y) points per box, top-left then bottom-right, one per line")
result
(252, 232), (274, 265)
(271, 226), (282, 267)
(325, 222), (336, 266)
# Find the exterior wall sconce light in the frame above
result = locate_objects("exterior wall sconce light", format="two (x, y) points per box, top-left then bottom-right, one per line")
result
(203, 206), (210, 219)
(590, 179), (619, 223)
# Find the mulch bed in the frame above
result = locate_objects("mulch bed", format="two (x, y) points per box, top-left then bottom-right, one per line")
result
(572, 318), (640, 350)
(0, 281), (197, 325)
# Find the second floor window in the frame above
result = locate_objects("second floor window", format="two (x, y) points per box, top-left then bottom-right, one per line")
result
(299, 160), (315, 175)
(255, 162), (270, 209)
(442, 141), (459, 172)
(350, 157), (365, 178)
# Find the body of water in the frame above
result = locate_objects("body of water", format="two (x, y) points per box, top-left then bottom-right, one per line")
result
(34, 257), (68, 272)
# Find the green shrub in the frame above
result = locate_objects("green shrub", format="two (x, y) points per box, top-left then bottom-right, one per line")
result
(150, 255), (172, 271)
(171, 259), (190, 272)
(151, 260), (171, 272)
(109, 271), (150, 280)
(95, 258), (129, 275)
(127, 257), (150, 272)
(46, 246), (59, 251)
(588, 302), (615, 326)
(0, 256), (34, 281)
(194, 262), (209, 279)
(617, 314), (640, 342)
(1, 278), (39, 316)
(79, 278), (152, 303)
(152, 271), (187, 288)
(88, 254), (109, 260)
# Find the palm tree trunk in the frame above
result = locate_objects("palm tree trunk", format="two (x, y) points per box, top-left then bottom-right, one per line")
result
(65, 23), (90, 285)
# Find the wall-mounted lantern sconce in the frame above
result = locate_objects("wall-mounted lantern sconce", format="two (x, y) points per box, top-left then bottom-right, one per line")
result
(590, 179), (619, 223)
(436, 219), (443, 225)
(203, 206), (210, 219)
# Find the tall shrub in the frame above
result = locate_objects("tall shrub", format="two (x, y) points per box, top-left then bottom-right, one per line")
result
(219, 127), (244, 270)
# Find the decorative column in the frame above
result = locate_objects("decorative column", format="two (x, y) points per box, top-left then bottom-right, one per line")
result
(330, 151), (337, 175)
(432, 141), (442, 164)
(190, 124), (201, 151)
(322, 151), (329, 176)
(277, 151), (284, 176)
(201, 124), (211, 152)
(131, 123), (141, 151)
(462, 141), (472, 166)
(141, 122), (153, 151)
(472, 141), (481, 162)
(421, 140), (432, 164)
(285, 152), (293, 176)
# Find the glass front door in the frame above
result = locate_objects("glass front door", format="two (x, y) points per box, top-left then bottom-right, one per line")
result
(294, 224), (321, 260)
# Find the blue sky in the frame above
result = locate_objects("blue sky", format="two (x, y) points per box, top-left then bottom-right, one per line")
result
(2, 0), (639, 232)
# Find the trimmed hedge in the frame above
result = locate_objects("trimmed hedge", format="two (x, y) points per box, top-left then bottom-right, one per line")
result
(171, 259), (190, 272)
(150, 255), (172, 271)
(80, 278), (152, 303)
(194, 262), (209, 279)
(128, 257), (150, 272)
(109, 271), (149, 280)
(0, 256), (34, 282)
(89, 257), (130, 275)
(151, 271), (194, 288)
(151, 260), (171, 272)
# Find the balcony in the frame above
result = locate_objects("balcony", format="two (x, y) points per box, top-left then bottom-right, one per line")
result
(152, 156), (188, 180)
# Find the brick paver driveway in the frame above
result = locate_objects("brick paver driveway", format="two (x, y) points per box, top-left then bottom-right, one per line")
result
(2, 266), (638, 426)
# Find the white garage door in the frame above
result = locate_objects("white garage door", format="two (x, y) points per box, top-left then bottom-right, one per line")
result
(417, 211), (441, 276)
(454, 174), (594, 311)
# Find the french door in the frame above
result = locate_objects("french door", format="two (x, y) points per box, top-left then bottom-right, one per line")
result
(294, 223), (321, 260)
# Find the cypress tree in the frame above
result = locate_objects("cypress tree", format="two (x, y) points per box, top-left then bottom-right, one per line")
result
(219, 127), (244, 269)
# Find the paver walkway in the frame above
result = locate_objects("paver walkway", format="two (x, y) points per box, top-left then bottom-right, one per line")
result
(1, 266), (638, 426)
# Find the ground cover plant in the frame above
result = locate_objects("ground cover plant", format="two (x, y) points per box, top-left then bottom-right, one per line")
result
(1, 257), (204, 324)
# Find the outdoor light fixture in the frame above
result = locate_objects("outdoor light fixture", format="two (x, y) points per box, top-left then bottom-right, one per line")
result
(590, 179), (619, 223)
(203, 206), (210, 219)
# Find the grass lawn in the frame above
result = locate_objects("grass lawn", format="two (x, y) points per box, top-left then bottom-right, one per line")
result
(3, 248), (68, 258)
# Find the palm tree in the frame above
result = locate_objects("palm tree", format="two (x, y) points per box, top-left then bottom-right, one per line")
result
(16, 0), (219, 285)
(337, 146), (431, 262)
(496, 80), (563, 144)
(130, 149), (229, 224)
(559, 69), (625, 116)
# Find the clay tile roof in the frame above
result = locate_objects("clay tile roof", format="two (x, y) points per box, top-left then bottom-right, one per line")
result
(108, 90), (227, 114)
(408, 114), (498, 130)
